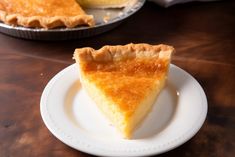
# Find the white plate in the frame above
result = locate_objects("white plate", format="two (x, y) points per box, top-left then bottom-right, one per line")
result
(40, 64), (207, 157)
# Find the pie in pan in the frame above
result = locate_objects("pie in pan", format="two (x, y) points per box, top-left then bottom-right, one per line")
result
(0, 0), (95, 29)
(74, 43), (174, 138)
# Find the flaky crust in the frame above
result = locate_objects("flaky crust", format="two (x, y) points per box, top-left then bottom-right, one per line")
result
(0, 11), (94, 28)
(74, 43), (174, 62)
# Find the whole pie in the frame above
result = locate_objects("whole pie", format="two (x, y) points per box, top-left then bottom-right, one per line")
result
(0, 0), (95, 28)
(74, 43), (174, 138)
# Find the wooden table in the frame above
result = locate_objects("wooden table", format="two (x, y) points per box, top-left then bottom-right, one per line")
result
(0, 1), (234, 157)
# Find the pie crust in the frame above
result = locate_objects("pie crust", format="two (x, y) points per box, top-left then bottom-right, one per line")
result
(75, 43), (173, 62)
(0, 0), (95, 28)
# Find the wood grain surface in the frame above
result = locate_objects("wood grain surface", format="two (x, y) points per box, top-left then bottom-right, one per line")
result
(0, 1), (235, 157)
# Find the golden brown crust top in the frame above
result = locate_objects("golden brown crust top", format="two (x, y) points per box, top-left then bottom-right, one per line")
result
(0, 0), (95, 28)
(74, 43), (174, 62)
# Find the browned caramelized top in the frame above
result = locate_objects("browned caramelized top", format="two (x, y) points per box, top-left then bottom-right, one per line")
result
(83, 58), (167, 77)
(0, 0), (85, 16)
(80, 58), (169, 115)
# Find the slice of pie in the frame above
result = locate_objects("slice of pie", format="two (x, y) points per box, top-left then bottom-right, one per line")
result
(76, 0), (136, 8)
(73, 43), (174, 139)
(0, 0), (95, 28)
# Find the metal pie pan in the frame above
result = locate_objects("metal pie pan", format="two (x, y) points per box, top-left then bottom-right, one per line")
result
(0, 0), (145, 41)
